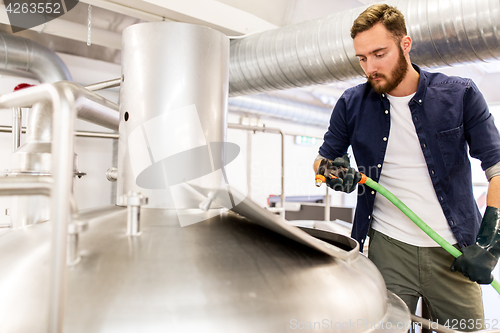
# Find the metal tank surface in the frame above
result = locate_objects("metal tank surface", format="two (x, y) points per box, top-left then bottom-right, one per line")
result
(0, 204), (410, 332)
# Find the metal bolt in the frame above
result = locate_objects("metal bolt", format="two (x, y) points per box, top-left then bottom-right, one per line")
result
(106, 167), (118, 182)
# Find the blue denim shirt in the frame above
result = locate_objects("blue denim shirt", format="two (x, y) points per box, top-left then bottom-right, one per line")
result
(319, 64), (500, 250)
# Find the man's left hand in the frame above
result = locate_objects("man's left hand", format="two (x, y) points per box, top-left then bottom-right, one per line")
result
(450, 245), (497, 284)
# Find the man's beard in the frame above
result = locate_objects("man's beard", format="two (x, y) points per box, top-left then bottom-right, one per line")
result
(367, 46), (408, 94)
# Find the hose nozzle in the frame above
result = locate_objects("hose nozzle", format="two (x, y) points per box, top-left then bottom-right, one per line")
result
(315, 174), (326, 187)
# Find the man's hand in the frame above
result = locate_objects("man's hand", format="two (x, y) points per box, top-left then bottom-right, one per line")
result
(320, 155), (361, 193)
(450, 206), (500, 284)
(450, 245), (497, 284)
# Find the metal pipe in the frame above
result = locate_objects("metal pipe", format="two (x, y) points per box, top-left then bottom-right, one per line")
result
(0, 81), (119, 333)
(84, 78), (121, 92)
(324, 186), (330, 222)
(12, 107), (21, 151)
(228, 94), (331, 127)
(0, 126), (119, 139)
(0, 84), (70, 333)
(228, 123), (285, 217)
(69, 82), (120, 131)
(66, 221), (88, 266)
(0, 176), (52, 196)
(228, 0), (500, 96)
(75, 131), (118, 139)
(66, 232), (79, 265)
(122, 192), (147, 236)
(280, 130), (285, 216)
(127, 205), (140, 236)
(48, 84), (74, 333)
(22, 82), (118, 143)
(0, 32), (72, 83)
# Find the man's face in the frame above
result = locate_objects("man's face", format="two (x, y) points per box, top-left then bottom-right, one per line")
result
(353, 23), (408, 94)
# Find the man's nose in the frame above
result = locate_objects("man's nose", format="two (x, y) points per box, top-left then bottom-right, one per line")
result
(365, 59), (377, 76)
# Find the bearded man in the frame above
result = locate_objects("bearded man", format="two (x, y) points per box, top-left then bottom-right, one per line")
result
(313, 4), (500, 330)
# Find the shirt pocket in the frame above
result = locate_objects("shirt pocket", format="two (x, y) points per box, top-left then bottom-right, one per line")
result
(436, 125), (466, 167)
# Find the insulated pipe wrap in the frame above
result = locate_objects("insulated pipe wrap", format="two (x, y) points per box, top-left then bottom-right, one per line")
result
(229, 0), (500, 97)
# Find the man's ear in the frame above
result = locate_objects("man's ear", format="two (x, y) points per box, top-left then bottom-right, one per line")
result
(401, 36), (412, 54)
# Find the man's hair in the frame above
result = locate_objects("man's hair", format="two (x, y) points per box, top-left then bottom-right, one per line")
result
(350, 4), (407, 40)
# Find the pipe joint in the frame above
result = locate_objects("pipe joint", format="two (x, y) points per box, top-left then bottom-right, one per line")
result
(120, 192), (148, 236)
(67, 220), (88, 266)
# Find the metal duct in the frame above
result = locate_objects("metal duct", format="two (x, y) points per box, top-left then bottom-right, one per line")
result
(228, 94), (331, 126)
(0, 32), (72, 83)
(228, 0), (500, 96)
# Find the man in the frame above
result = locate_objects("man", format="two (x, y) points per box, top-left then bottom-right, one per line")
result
(313, 4), (500, 329)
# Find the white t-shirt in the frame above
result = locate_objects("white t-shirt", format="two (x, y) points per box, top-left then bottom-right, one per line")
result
(371, 93), (457, 246)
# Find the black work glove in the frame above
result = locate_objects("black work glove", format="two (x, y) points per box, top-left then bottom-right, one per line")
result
(323, 154), (361, 194)
(450, 206), (500, 284)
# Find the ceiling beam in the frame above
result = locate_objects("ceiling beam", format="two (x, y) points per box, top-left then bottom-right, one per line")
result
(109, 0), (278, 35)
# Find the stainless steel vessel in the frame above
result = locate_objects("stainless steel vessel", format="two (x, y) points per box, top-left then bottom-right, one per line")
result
(117, 22), (231, 210)
(0, 204), (410, 333)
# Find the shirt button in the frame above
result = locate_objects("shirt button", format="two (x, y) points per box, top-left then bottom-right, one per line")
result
(431, 170), (435, 175)
(385, 110), (389, 114)
(450, 220), (454, 226)
(414, 116), (418, 121)
(382, 94), (385, 98)
(377, 164), (382, 168)
(419, 99), (422, 103)
(423, 143), (426, 148)
(383, 137), (387, 141)
(368, 215), (371, 219)
(439, 196), (444, 201)
(371, 191), (375, 195)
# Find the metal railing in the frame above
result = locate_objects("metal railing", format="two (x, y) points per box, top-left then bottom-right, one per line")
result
(6, 78), (121, 152)
(0, 81), (120, 333)
(228, 123), (325, 219)
(0, 125), (119, 139)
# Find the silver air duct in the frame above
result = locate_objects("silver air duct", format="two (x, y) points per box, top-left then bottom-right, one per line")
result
(228, 0), (500, 97)
(229, 94), (331, 126)
(0, 32), (72, 83)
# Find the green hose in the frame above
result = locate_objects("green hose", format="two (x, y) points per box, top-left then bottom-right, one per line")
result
(363, 176), (500, 295)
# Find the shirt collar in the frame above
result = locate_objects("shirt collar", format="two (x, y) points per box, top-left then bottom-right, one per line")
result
(411, 63), (426, 105)
(378, 63), (427, 104)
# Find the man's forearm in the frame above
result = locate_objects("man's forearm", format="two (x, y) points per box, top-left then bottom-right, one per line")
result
(313, 154), (329, 174)
(313, 159), (321, 173)
(486, 175), (500, 209)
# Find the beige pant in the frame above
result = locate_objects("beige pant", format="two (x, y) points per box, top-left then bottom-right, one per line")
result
(368, 229), (484, 332)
